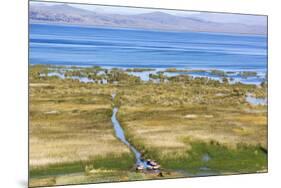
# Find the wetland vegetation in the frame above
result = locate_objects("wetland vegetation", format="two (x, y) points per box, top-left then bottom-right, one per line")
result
(29, 64), (267, 187)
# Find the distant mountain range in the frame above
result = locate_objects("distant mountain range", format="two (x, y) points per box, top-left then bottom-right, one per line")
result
(29, 4), (267, 35)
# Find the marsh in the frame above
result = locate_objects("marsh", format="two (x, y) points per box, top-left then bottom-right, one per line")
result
(29, 65), (267, 187)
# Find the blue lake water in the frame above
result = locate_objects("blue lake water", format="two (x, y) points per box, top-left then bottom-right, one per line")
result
(29, 23), (267, 83)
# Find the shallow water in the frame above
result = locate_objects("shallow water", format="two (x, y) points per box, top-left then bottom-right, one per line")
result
(126, 69), (266, 85)
(48, 72), (95, 83)
(46, 68), (265, 85)
(164, 71), (265, 85)
(111, 107), (147, 168)
(47, 72), (65, 79)
(202, 153), (211, 162)
(246, 95), (267, 105)
(127, 71), (156, 81)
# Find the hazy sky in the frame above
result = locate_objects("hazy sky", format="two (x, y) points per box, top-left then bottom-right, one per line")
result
(30, 1), (267, 26)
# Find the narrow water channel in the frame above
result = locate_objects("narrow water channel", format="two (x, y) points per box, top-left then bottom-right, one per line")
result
(111, 94), (162, 172)
(111, 107), (147, 167)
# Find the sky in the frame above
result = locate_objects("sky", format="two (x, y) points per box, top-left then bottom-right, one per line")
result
(30, 1), (267, 26)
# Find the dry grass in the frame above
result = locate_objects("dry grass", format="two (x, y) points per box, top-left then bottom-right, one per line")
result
(29, 79), (130, 169)
(118, 83), (267, 158)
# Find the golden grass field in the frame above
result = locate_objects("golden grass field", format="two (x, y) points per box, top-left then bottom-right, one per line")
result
(30, 81), (130, 167)
(118, 83), (267, 150)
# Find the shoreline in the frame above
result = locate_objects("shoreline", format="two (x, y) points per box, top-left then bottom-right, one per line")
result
(30, 64), (267, 86)
(29, 63), (267, 72)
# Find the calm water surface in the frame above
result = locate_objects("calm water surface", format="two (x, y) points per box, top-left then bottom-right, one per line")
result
(30, 23), (267, 84)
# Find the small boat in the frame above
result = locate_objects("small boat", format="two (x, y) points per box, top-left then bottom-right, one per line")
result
(149, 160), (158, 166)
(152, 165), (161, 170)
(147, 165), (153, 170)
(136, 164), (144, 171)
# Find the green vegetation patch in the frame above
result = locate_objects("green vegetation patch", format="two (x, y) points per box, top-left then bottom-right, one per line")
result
(126, 68), (155, 72)
(30, 161), (85, 178)
(88, 153), (135, 170)
(30, 153), (135, 178)
(151, 140), (267, 175)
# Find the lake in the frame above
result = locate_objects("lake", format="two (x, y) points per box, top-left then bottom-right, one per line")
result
(29, 23), (267, 84)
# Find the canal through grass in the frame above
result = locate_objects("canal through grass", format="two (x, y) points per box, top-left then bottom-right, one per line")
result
(111, 94), (163, 172)
(111, 107), (147, 167)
